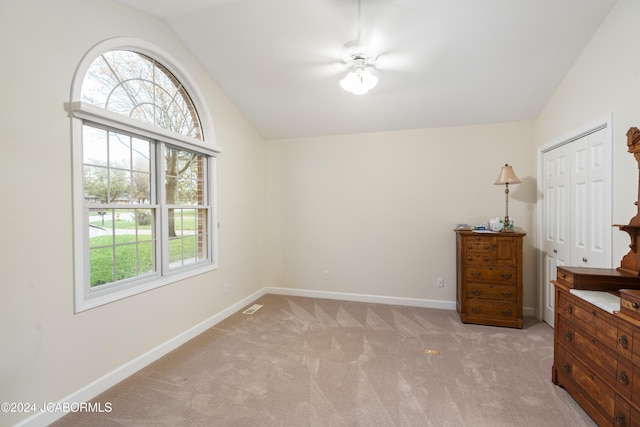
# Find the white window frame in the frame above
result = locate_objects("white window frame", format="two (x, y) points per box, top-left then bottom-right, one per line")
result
(69, 38), (221, 312)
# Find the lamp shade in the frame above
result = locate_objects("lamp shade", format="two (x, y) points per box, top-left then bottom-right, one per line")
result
(494, 164), (521, 185)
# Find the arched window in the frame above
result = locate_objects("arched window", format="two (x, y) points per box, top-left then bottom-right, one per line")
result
(82, 50), (202, 139)
(69, 39), (220, 312)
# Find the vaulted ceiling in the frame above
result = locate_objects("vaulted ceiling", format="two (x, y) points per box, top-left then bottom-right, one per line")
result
(113, 0), (618, 140)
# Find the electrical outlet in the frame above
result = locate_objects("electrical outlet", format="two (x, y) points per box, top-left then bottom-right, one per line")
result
(436, 277), (444, 288)
(323, 270), (329, 280)
(223, 283), (229, 294)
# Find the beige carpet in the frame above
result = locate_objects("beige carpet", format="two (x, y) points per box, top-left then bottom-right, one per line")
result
(53, 294), (595, 426)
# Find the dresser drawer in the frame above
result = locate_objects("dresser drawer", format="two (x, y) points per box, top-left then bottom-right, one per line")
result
(556, 315), (575, 351)
(616, 357), (633, 400)
(465, 237), (492, 252)
(466, 300), (517, 320)
(571, 358), (617, 424)
(557, 291), (575, 320)
(465, 252), (491, 265)
(465, 266), (517, 284)
(573, 301), (618, 348)
(617, 324), (633, 360)
(573, 323), (617, 382)
(554, 343), (573, 388)
(620, 289), (640, 322)
(466, 283), (516, 301)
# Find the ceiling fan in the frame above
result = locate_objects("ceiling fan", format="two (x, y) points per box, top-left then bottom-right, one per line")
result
(338, 0), (379, 95)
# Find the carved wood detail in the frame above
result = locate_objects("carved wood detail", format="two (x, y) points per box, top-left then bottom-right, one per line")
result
(615, 127), (640, 275)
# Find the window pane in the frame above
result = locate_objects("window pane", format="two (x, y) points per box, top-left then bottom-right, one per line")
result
(109, 169), (132, 203)
(90, 246), (114, 287)
(88, 207), (156, 287)
(83, 126), (108, 166)
(132, 172), (151, 204)
(89, 208), (113, 247)
(84, 165), (109, 203)
(168, 208), (208, 270)
(165, 147), (205, 206)
(132, 138), (150, 172)
(138, 241), (154, 275)
(196, 209), (208, 261)
(109, 132), (131, 169)
(114, 242), (139, 282)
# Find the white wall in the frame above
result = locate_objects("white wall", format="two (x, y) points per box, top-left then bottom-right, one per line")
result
(534, 0), (640, 266)
(264, 122), (537, 308)
(0, 1), (265, 425)
(9, 0), (637, 424)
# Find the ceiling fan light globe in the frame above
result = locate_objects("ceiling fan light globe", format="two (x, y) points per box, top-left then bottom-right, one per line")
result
(340, 68), (378, 95)
(339, 71), (357, 91)
(360, 69), (378, 90)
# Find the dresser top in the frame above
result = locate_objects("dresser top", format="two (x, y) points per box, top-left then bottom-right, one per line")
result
(454, 229), (526, 237)
(570, 289), (620, 314)
(558, 266), (640, 279)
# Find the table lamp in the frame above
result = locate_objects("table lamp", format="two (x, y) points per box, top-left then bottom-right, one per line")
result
(494, 164), (521, 232)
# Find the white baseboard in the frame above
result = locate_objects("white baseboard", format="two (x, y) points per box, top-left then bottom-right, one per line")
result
(16, 286), (533, 427)
(265, 286), (457, 310)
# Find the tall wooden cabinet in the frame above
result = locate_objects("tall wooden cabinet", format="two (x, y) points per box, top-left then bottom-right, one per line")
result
(455, 230), (525, 329)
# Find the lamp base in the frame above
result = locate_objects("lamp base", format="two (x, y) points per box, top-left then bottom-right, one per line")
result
(502, 216), (513, 232)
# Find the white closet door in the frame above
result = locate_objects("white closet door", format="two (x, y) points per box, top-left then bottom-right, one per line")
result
(543, 144), (571, 326)
(586, 129), (611, 268)
(541, 126), (611, 327)
(571, 136), (589, 267)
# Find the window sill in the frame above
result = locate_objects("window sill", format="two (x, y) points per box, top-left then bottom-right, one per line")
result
(75, 263), (218, 313)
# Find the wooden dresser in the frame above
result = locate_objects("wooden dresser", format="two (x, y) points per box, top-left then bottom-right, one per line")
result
(552, 267), (640, 426)
(455, 230), (525, 328)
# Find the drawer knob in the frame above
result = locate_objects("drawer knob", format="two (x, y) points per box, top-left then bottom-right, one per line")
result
(563, 363), (571, 374)
(501, 273), (512, 279)
(471, 307), (481, 313)
(565, 331), (572, 342)
(502, 309), (512, 315)
(471, 271), (481, 278)
(633, 302), (639, 309)
(483, 256), (489, 261)
(619, 371), (629, 385)
(565, 304), (572, 314)
(582, 257), (588, 263)
(619, 335), (629, 349)
(502, 291), (513, 297)
(561, 273), (566, 278)
(471, 289), (481, 296)
(615, 413), (626, 427)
